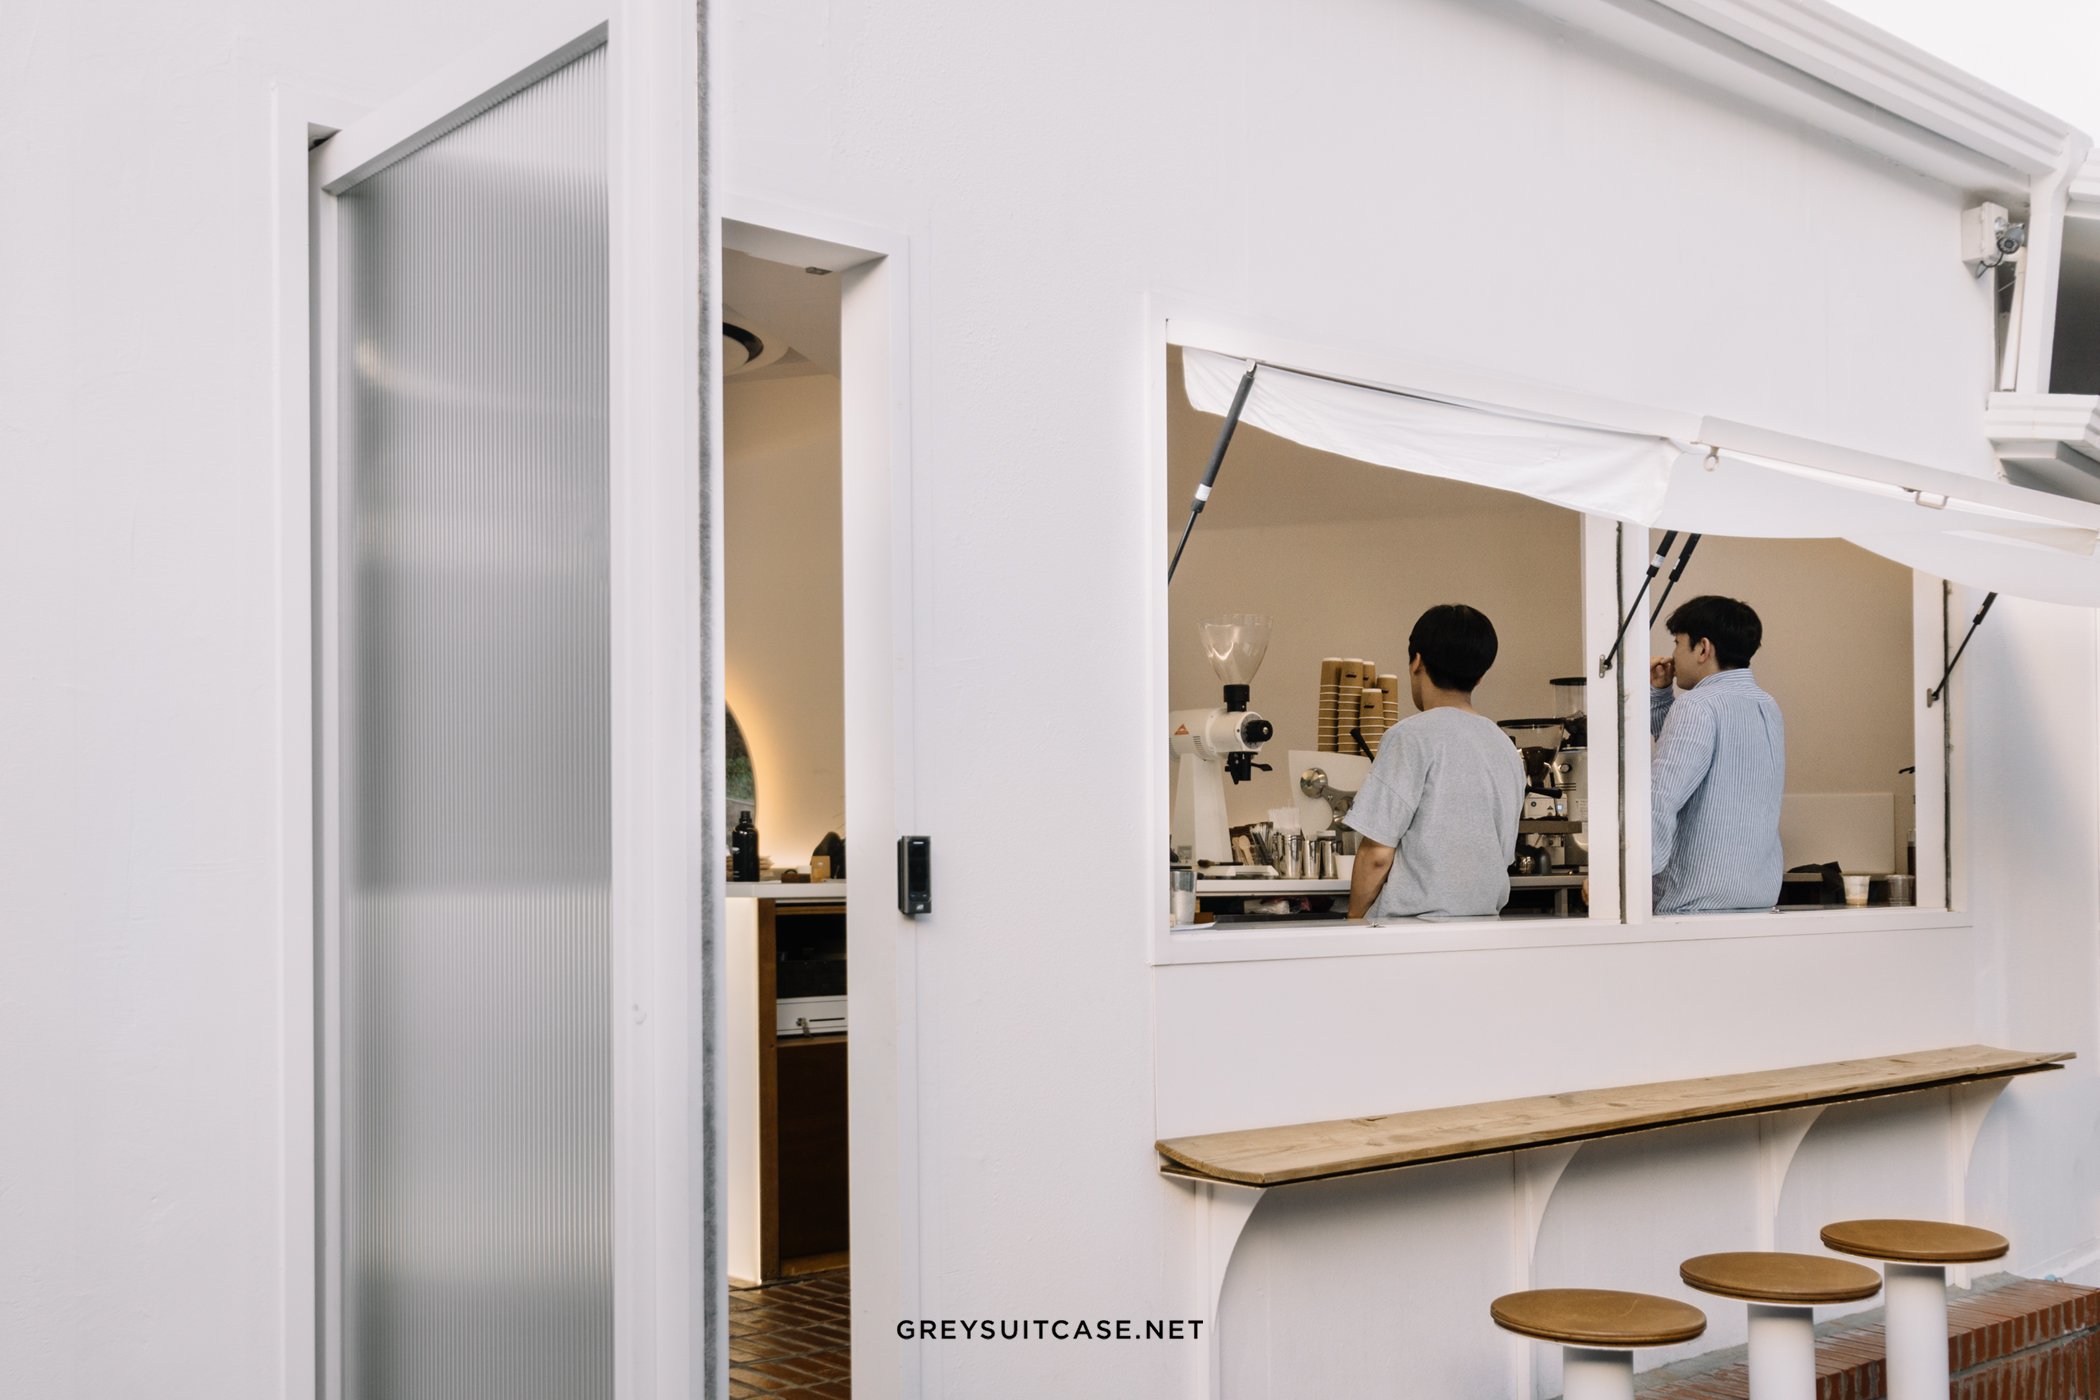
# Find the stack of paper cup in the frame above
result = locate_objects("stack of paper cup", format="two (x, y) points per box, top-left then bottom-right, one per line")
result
(1318, 659), (1344, 753)
(1378, 674), (1401, 729)
(1336, 660), (1365, 753)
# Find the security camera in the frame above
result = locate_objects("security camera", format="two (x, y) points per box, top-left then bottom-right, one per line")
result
(1962, 202), (2026, 276)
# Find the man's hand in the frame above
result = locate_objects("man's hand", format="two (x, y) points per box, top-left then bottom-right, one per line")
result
(1650, 654), (1675, 691)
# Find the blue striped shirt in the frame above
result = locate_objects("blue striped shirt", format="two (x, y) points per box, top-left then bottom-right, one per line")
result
(1650, 669), (1785, 914)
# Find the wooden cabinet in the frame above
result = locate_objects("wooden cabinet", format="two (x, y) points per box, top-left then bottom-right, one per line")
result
(755, 899), (849, 1279)
(773, 1037), (849, 1266)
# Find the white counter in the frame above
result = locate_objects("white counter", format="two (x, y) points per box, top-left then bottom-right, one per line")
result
(725, 880), (848, 900)
(1195, 878), (1348, 895)
(1195, 875), (1586, 895)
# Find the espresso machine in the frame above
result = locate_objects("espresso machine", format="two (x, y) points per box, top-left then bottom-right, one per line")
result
(1501, 677), (1589, 874)
(1170, 615), (1275, 865)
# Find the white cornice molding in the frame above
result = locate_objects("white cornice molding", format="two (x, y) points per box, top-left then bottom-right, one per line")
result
(1650, 0), (2077, 174)
(1985, 392), (2100, 504)
(1519, 0), (2086, 198)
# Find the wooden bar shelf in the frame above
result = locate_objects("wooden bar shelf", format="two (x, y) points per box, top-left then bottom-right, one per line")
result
(1157, 1045), (2072, 1189)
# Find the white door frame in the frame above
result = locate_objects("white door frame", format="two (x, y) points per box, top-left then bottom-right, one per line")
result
(720, 198), (923, 1400)
(275, 2), (713, 1397)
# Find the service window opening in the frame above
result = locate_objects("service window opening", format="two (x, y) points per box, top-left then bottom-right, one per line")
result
(1165, 347), (1591, 926)
(1641, 532), (1919, 912)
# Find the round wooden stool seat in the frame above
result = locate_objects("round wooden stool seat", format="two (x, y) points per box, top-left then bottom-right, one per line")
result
(1679, 1251), (1882, 1305)
(1820, 1219), (2009, 1265)
(1490, 1289), (1708, 1348)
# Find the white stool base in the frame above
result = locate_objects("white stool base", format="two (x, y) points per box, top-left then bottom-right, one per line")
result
(1745, 1302), (1817, 1400)
(1883, 1261), (1951, 1400)
(1562, 1345), (1635, 1400)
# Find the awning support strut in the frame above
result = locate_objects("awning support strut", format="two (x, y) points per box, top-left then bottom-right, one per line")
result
(1600, 531), (1696, 678)
(1168, 361), (1258, 584)
(1648, 532), (1702, 627)
(1928, 592), (1997, 708)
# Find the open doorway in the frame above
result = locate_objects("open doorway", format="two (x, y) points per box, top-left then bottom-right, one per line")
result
(720, 246), (852, 1389)
(715, 214), (916, 1399)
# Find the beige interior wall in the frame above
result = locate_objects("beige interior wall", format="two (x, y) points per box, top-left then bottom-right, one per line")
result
(1167, 352), (1586, 828)
(725, 374), (846, 868)
(1647, 532), (1917, 864)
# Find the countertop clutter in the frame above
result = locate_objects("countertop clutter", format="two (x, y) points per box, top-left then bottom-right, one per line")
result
(1173, 627), (1597, 926)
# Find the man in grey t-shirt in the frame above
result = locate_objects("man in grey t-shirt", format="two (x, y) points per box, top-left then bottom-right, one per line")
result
(1346, 604), (1525, 921)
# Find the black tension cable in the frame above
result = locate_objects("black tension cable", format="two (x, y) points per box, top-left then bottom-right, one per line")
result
(1928, 591), (1997, 708)
(1599, 530), (1678, 677)
(1649, 532), (1703, 626)
(1168, 361), (1259, 583)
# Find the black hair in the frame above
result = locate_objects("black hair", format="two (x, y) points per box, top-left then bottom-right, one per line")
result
(1408, 604), (1498, 693)
(1665, 595), (1762, 669)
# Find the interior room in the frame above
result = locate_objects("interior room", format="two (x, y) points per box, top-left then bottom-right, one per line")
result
(1166, 345), (1922, 927)
(720, 246), (854, 1385)
(1646, 533), (1918, 893)
(1165, 347), (1592, 922)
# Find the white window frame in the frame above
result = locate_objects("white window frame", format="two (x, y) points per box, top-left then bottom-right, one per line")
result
(1147, 303), (1969, 968)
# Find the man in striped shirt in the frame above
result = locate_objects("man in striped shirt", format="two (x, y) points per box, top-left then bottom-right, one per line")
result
(1650, 595), (1785, 914)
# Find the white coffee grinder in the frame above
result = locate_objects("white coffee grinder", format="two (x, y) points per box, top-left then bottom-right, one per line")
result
(1170, 614), (1275, 865)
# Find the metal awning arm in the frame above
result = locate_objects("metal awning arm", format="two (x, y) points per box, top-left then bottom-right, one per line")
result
(1928, 592), (1997, 708)
(1599, 530), (1682, 677)
(1168, 361), (1258, 584)
(1648, 532), (1702, 626)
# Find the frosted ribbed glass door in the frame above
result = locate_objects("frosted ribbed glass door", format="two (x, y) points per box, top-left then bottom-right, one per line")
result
(334, 46), (610, 1400)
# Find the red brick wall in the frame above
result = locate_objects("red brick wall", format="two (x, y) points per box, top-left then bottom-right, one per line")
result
(1639, 1276), (2100, 1400)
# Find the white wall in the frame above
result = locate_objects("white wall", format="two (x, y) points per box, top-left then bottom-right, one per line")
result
(718, 0), (2091, 1397)
(1961, 594), (2100, 1279)
(725, 374), (846, 867)
(0, 1), (569, 1395)
(9, 3), (2097, 1400)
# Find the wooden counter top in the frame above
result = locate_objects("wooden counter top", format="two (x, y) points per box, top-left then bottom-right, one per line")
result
(1156, 1045), (2072, 1188)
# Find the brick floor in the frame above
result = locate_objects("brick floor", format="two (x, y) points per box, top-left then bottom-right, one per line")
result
(730, 1270), (851, 1398)
(1637, 1273), (2100, 1400)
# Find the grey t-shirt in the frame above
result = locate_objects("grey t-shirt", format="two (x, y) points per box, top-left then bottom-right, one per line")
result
(1344, 708), (1524, 920)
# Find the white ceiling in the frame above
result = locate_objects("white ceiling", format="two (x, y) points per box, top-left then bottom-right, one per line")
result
(724, 248), (841, 382)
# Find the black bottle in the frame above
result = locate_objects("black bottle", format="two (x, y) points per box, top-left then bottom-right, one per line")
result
(730, 811), (760, 881)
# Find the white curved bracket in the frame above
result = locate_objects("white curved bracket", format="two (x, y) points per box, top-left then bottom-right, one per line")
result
(1509, 1144), (1581, 1399)
(1512, 1143), (1582, 1281)
(1946, 1078), (2014, 1287)
(1756, 1106), (1827, 1250)
(1169, 1177), (1265, 1400)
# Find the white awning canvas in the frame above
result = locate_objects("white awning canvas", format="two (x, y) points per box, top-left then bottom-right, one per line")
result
(1180, 346), (2100, 605)
(1180, 346), (1679, 524)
